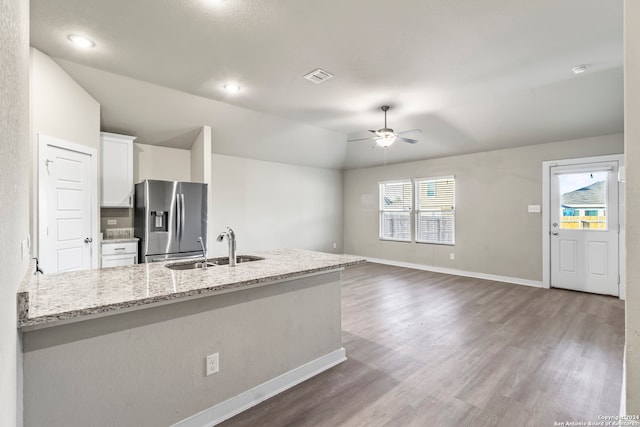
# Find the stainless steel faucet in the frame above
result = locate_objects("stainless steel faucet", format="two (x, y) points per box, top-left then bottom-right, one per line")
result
(197, 236), (207, 269)
(216, 227), (236, 267)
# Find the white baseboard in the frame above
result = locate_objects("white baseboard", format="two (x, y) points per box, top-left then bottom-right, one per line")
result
(365, 257), (544, 288)
(173, 348), (347, 427)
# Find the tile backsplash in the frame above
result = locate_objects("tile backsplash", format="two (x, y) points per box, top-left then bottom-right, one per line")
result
(104, 228), (134, 239)
(100, 208), (133, 232)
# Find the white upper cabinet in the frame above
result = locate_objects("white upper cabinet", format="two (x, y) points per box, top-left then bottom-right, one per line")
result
(101, 132), (136, 207)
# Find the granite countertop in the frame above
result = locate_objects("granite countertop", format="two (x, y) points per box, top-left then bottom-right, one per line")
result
(17, 249), (366, 330)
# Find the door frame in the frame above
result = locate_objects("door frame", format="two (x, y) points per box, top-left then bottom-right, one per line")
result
(38, 134), (100, 270)
(542, 154), (625, 297)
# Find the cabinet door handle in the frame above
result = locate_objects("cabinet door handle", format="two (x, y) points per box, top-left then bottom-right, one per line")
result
(114, 248), (126, 251)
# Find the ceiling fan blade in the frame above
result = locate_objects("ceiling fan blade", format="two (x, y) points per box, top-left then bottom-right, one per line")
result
(347, 136), (376, 142)
(397, 137), (418, 144)
(396, 128), (423, 136)
(368, 130), (378, 134)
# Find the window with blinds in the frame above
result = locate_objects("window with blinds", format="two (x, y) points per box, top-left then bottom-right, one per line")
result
(379, 181), (412, 241)
(415, 176), (455, 244)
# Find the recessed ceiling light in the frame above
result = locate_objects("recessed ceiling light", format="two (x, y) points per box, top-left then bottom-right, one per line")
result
(223, 83), (241, 93)
(67, 34), (95, 48)
(571, 64), (589, 74)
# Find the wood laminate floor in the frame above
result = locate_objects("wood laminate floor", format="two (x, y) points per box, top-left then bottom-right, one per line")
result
(220, 262), (625, 427)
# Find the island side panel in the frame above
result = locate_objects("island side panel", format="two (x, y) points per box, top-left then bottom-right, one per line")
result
(22, 271), (342, 427)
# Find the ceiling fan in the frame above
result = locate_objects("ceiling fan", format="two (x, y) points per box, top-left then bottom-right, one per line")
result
(347, 106), (422, 148)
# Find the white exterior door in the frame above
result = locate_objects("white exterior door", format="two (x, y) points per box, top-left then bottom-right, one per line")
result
(39, 137), (94, 273)
(550, 161), (619, 296)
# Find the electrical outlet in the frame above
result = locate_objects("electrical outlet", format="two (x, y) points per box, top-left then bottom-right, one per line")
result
(206, 353), (219, 376)
(107, 219), (117, 225)
(527, 205), (541, 213)
(333, 243), (337, 249)
(450, 253), (455, 261)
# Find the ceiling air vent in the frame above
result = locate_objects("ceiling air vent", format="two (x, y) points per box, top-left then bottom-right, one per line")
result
(303, 68), (334, 84)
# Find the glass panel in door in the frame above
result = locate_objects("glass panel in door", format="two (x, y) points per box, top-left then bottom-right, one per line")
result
(558, 171), (607, 230)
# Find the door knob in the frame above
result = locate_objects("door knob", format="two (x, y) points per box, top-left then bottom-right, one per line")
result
(84, 237), (93, 243)
(551, 231), (559, 235)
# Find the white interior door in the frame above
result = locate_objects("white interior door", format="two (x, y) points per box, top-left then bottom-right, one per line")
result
(550, 161), (619, 296)
(39, 137), (94, 274)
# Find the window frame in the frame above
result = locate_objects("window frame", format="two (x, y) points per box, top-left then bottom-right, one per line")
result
(414, 175), (456, 246)
(378, 179), (413, 242)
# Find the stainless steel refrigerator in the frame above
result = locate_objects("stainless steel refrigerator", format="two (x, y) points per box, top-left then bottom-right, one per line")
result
(134, 180), (208, 263)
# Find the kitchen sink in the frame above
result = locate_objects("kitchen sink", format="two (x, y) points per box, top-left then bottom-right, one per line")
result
(209, 255), (265, 265)
(165, 261), (215, 270)
(165, 255), (264, 270)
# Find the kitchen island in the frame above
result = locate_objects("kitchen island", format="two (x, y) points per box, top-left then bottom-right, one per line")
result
(18, 249), (365, 427)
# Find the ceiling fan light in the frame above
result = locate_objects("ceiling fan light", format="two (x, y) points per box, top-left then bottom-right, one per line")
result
(376, 136), (396, 147)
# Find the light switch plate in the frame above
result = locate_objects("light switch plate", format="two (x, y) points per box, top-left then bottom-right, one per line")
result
(528, 205), (541, 213)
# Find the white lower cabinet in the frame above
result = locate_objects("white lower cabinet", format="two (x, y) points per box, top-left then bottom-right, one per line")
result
(101, 241), (138, 268)
(102, 254), (137, 268)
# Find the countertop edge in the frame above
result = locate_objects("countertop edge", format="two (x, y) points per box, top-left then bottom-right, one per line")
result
(101, 237), (140, 244)
(18, 258), (366, 331)
(16, 259), (37, 326)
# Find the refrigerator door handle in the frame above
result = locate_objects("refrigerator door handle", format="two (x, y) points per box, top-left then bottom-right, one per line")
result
(180, 193), (186, 242)
(176, 194), (182, 240)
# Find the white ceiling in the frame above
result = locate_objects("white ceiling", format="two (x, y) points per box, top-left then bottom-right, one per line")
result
(30, 0), (623, 169)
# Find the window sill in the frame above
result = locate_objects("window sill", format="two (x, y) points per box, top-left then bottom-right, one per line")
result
(379, 238), (412, 243)
(416, 240), (455, 246)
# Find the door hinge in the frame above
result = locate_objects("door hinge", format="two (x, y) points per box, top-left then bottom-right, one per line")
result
(618, 275), (621, 285)
(618, 224), (621, 233)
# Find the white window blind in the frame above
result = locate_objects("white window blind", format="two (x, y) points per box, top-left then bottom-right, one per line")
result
(415, 176), (455, 244)
(379, 181), (412, 241)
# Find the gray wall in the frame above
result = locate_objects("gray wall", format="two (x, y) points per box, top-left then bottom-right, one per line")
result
(344, 134), (623, 282)
(210, 154), (344, 256)
(134, 142), (191, 183)
(22, 273), (342, 426)
(190, 126), (213, 246)
(0, 0), (30, 425)
(625, 0), (640, 413)
(30, 48), (101, 253)
(190, 126), (211, 184)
